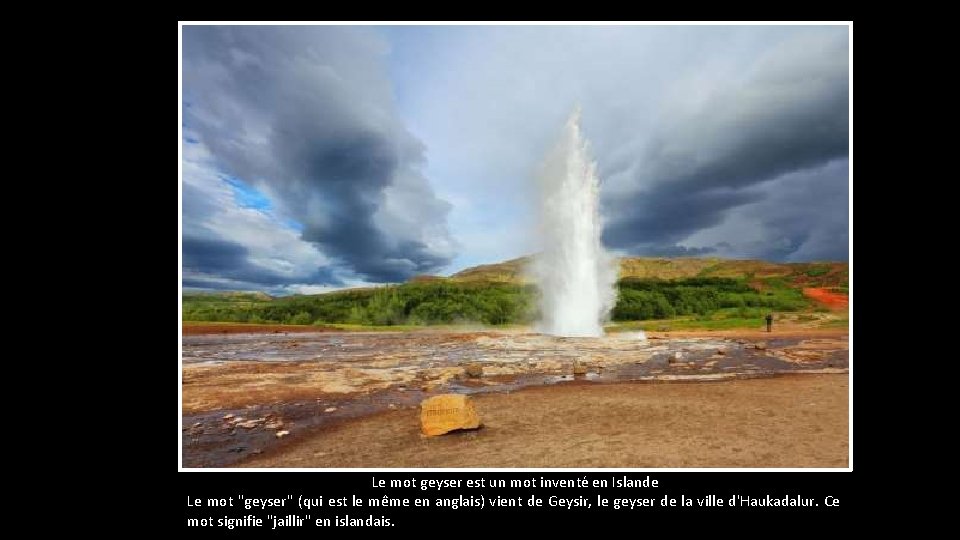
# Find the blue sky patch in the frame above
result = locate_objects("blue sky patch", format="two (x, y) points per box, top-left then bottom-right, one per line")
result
(222, 176), (273, 211)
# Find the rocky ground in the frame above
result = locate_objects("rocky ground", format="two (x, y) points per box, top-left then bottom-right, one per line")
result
(240, 374), (848, 468)
(181, 327), (848, 468)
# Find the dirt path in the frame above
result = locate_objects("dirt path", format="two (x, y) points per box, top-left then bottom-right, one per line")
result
(240, 374), (848, 468)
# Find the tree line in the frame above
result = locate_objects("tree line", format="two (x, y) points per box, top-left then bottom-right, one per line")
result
(182, 277), (810, 326)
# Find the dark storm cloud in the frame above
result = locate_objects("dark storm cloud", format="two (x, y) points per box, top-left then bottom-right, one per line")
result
(641, 244), (719, 258)
(182, 237), (249, 273)
(605, 186), (765, 249)
(183, 237), (343, 288)
(182, 26), (454, 283)
(740, 159), (849, 262)
(602, 30), (849, 260)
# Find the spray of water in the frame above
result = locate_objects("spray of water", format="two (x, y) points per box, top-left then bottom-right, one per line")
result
(532, 108), (617, 337)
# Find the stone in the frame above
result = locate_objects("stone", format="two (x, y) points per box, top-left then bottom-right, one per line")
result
(755, 342), (767, 350)
(324, 407), (337, 413)
(237, 420), (259, 429)
(420, 394), (481, 436)
(265, 422), (283, 430)
(573, 361), (587, 375)
(716, 350), (726, 356)
(464, 363), (484, 378)
(276, 430), (290, 438)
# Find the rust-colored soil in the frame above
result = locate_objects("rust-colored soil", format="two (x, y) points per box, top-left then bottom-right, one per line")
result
(803, 288), (849, 310)
(240, 374), (848, 468)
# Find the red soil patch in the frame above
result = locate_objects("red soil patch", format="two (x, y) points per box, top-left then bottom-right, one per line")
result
(803, 288), (848, 310)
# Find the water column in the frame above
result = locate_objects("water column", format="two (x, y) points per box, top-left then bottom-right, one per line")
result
(533, 108), (616, 337)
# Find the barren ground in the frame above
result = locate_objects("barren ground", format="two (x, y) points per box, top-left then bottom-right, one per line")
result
(181, 325), (848, 468)
(240, 374), (847, 468)
(183, 323), (340, 335)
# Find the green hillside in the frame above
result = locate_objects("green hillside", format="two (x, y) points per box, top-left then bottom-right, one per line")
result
(183, 256), (848, 327)
(445, 256), (847, 289)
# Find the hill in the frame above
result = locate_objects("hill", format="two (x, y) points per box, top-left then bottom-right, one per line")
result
(449, 256), (847, 289)
(448, 257), (531, 283)
(182, 256), (847, 328)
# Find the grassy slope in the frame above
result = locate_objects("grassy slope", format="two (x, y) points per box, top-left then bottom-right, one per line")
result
(183, 257), (848, 329)
(447, 256), (848, 289)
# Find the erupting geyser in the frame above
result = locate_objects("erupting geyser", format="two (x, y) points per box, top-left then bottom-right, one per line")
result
(533, 108), (616, 337)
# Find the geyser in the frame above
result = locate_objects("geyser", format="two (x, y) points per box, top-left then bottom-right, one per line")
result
(533, 108), (616, 337)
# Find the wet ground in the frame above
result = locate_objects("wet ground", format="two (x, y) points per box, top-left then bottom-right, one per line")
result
(181, 330), (848, 467)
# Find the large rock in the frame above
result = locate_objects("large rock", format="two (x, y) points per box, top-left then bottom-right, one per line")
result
(420, 394), (481, 436)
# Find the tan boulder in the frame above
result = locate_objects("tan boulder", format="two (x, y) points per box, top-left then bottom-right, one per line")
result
(420, 394), (481, 436)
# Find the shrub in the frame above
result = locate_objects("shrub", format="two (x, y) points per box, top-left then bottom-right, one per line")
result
(183, 276), (812, 325)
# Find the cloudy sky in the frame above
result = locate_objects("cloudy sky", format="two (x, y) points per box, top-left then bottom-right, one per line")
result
(181, 24), (849, 294)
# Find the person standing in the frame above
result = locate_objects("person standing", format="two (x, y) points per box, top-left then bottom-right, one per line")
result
(765, 313), (773, 332)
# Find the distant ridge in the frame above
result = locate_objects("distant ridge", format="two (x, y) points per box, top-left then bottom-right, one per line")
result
(448, 257), (532, 283)
(444, 256), (847, 288)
